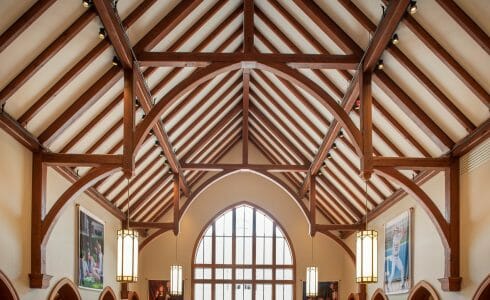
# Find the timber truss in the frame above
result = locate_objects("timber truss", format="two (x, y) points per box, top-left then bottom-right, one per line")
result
(0, 0), (489, 293)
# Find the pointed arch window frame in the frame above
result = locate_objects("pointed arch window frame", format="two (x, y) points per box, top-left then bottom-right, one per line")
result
(191, 202), (296, 299)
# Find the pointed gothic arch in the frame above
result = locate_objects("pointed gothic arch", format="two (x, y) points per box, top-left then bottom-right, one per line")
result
(407, 280), (440, 300)
(371, 288), (388, 300)
(473, 274), (490, 300)
(99, 286), (117, 300)
(0, 270), (19, 300)
(48, 278), (81, 300)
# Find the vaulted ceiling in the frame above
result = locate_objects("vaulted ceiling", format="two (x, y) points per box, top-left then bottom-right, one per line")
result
(0, 0), (488, 237)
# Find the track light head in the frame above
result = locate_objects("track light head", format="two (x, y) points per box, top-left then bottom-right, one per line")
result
(391, 33), (399, 45)
(327, 153), (332, 159)
(159, 151), (164, 158)
(154, 140), (159, 147)
(135, 99), (140, 108)
(98, 28), (107, 40)
(409, 1), (417, 15)
(112, 56), (119, 66)
(339, 130), (344, 138)
(82, 0), (93, 8)
(332, 143), (337, 150)
(148, 129), (154, 136)
(377, 59), (384, 70)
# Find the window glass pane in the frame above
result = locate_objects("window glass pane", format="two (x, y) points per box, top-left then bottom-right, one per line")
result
(224, 211), (233, 236)
(256, 212), (265, 236)
(216, 268), (232, 280)
(264, 237), (273, 264)
(276, 237), (285, 265)
(216, 236), (224, 264)
(256, 268), (273, 280)
(236, 268), (252, 280)
(194, 284), (203, 300)
(256, 237), (264, 264)
(195, 268), (211, 279)
(215, 215), (224, 236)
(284, 268), (293, 280)
(215, 284), (232, 300)
(224, 236), (232, 264)
(256, 284), (272, 300)
(275, 284), (293, 300)
(236, 283), (252, 300)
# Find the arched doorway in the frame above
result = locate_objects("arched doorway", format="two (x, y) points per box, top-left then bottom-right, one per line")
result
(99, 286), (117, 300)
(407, 281), (439, 300)
(0, 270), (19, 300)
(192, 203), (296, 299)
(371, 288), (388, 300)
(473, 275), (490, 300)
(48, 278), (81, 300)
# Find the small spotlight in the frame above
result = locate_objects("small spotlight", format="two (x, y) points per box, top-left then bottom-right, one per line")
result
(339, 130), (344, 138)
(135, 99), (140, 108)
(154, 140), (159, 147)
(391, 33), (399, 45)
(82, 0), (93, 8)
(327, 153), (332, 159)
(409, 1), (417, 15)
(148, 129), (154, 136)
(112, 56), (119, 66)
(159, 151), (164, 158)
(377, 59), (384, 70)
(332, 143), (337, 150)
(98, 28), (107, 40)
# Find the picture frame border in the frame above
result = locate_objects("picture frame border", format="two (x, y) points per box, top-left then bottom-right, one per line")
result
(77, 204), (105, 291)
(383, 208), (413, 295)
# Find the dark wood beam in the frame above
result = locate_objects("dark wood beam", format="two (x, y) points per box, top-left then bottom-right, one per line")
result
(0, 9), (96, 104)
(242, 70), (250, 164)
(316, 223), (364, 232)
(310, 174), (317, 235)
(17, 0), (156, 126)
(0, 111), (41, 151)
(93, 0), (132, 68)
(0, 0), (57, 54)
(137, 52), (360, 69)
(41, 153), (123, 167)
(435, 0), (490, 55)
(181, 163), (309, 172)
(360, 70), (373, 180)
(372, 157), (451, 170)
(123, 67), (136, 177)
(451, 118), (490, 157)
(128, 222), (174, 230)
(243, 0), (254, 53)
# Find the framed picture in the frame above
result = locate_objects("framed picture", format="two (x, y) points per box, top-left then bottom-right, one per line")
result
(302, 281), (339, 300)
(77, 206), (104, 290)
(149, 280), (184, 300)
(384, 210), (412, 294)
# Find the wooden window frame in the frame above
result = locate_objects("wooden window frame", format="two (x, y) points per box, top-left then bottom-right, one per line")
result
(191, 202), (297, 300)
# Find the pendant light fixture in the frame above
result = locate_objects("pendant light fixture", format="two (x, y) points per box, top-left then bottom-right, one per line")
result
(305, 236), (318, 297)
(356, 181), (378, 283)
(170, 234), (183, 296)
(116, 178), (139, 283)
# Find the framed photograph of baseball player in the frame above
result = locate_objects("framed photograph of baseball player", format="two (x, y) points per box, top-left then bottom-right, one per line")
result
(384, 210), (412, 294)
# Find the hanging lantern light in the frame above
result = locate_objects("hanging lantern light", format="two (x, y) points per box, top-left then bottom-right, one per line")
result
(355, 182), (378, 283)
(116, 179), (139, 283)
(170, 235), (183, 296)
(170, 265), (183, 296)
(305, 235), (318, 297)
(306, 266), (318, 297)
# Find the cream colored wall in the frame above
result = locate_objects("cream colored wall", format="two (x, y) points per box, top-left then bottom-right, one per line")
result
(362, 141), (490, 300)
(135, 144), (356, 299)
(0, 129), (121, 299)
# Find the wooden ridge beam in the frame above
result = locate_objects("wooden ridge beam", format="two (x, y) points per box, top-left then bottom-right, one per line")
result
(138, 51), (360, 69)
(451, 118), (490, 157)
(242, 70), (250, 164)
(181, 163), (309, 172)
(243, 0), (254, 53)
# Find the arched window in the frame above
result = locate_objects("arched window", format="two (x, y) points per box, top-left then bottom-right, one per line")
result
(0, 270), (19, 300)
(193, 204), (295, 300)
(473, 275), (490, 300)
(48, 278), (81, 300)
(407, 281), (439, 300)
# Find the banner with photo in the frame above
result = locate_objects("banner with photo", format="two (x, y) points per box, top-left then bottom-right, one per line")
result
(384, 210), (411, 294)
(302, 281), (339, 300)
(78, 206), (104, 290)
